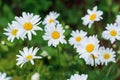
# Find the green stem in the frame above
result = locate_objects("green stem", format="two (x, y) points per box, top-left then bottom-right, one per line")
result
(57, 45), (60, 67)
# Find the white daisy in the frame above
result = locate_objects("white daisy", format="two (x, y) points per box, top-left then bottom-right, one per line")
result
(82, 6), (103, 28)
(69, 30), (87, 48)
(68, 74), (88, 80)
(4, 21), (25, 42)
(15, 12), (42, 40)
(43, 24), (66, 47)
(16, 47), (42, 68)
(99, 47), (116, 65)
(76, 35), (99, 55)
(115, 14), (120, 26)
(42, 11), (59, 27)
(0, 72), (12, 80)
(102, 23), (120, 43)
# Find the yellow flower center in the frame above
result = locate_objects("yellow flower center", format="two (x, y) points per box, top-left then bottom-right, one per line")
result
(90, 14), (96, 21)
(49, 18), (54, 23)
(52, 31), (60, 39)
(75, 36), (81, 42)
(86, 44), (94, 52)
(104, 53), (110, 59)
(110, 30), (117, 36)
(12, 29), (18, 36)
(26, 55), (33, 60)
(23, 22), (33, 30)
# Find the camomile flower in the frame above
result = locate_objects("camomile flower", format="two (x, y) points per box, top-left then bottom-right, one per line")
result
(43, 24), (66, 47)
(69, 30), (87, 48)
(4, 21), (25, 42)
(16, 47), (42, 68)
(115, 14), (120, 26)
(82, 6), (103, 28)
(15, 12), (42, 40)
(102, 23), (120, 43)
(99, 47), (116, 65)
(42, 11), (59, 27)
(0, 72), (12, 80)
(67, 74), (88, 80)
(76, 35), (99, 55)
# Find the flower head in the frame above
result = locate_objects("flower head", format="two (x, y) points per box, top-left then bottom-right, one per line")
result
(69, 30), (87, 48)
(15, 12), (42, 40)
(4, 21), (25, 42)
(99, 47), (116, 65)
(102, 23), (120, 43)
(76, 35), (99, 55)
(42, 11), (59, 27)
(82, 6), (103, 28)
(43, 24), (66, 47)
(16, 47), (42, 68)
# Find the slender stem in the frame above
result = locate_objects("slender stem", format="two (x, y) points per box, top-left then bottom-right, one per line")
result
(57, 45), (60, 67)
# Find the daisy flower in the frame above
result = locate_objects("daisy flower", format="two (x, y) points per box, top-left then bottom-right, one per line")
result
(0, 72), (12, 80)
(76, 35), (99, 55)
(42, 11), (59, 27)
(43, 24), (66, 47)
(82, 6), (103, 28)
(102, 23), (120, 43)
(99, 47), (116, 65)
(115, 14), (120, 26)
(69, 30), (87, 48)
(4, 21), (25, 42)
(15, 12), (42, 40)
(68, 74), (88, 80)
(16, 47), (42, 68)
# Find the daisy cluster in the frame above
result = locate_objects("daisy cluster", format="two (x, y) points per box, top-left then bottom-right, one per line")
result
(4, 12), (42, 42)
(2, 6), (118, 80)
(69, 33), (116, 66)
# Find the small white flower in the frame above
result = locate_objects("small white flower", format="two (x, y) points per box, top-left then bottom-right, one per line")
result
(43, 24), (66, 47)
(99, 47), (116, 65)
(76, 35), (99, 55)
(42, 11), (59, 27)
(4, 21), (25, 42)
(0, 72), (12, 80)
(31, 73), (40, 80)
(76, 35), (100, 66)
(68, 74), (88, 80)
(16, 47), (42, 68)
(82, 6), (103, 28)
(102, 23), (120, 43)
(15, 12), (42, 40)
(115, 14), (120, 26)
(69, 30), (87, 48)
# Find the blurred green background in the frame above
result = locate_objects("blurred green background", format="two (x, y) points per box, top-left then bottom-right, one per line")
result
(0, 0), (120, 80)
